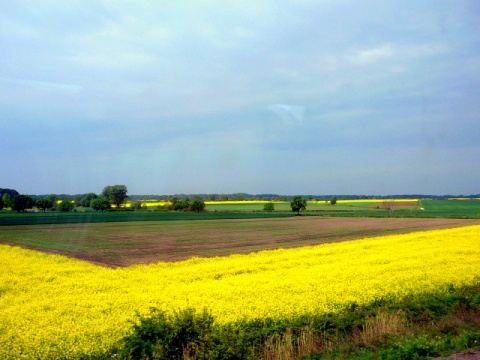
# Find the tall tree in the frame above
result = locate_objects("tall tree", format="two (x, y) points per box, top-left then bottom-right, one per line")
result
(290, 196), (307, 215)
(35, 198), (53, 212)
(102, 185), (128, 208)
(11, 195), (34, 212)
(2, 193), (12, 209)
(81, 192), (98, 207)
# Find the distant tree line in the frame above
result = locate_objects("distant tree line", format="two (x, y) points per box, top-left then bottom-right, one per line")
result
(127, 193), (480, 201)
(2, 186), (479, 213)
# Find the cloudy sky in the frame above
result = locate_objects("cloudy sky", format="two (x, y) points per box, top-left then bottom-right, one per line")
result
(1, 1), (479, 196)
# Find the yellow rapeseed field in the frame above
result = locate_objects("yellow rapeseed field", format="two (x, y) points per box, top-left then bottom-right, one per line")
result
(1, 225), (479, 358)
(335, 199), (418, 204)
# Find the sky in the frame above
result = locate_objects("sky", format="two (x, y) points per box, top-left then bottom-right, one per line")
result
(1, 1), (479, 196)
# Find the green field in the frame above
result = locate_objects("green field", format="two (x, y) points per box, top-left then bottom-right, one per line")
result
(0, 199), (479, 226)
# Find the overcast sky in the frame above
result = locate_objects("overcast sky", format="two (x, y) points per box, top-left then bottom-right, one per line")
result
(1, 1), (479, 196)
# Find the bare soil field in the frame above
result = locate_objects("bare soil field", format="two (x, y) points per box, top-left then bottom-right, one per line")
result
(1, 216), (479, 267)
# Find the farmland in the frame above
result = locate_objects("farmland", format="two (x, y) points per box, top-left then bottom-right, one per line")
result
(1, 225), (480, 359)
(1, 199), (480, 359)
(1, 216), (480, 266)
(1, 198), (480, 226)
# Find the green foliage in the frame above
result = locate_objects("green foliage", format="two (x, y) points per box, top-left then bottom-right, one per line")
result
(330, 196), (337, 205)
(56, 200), (75, 212)
(263, 202), (275, 212)
(2, 193), (12, 209)
(290, 196), (307, 215)
(74, 195), (83, 206)
(190, 199), (206, 212)
(122, 308), (215, 360)
(378, 334), (442, 359)
(35, 198), (53, 212)
(102, 185), (128, 208)
(11, 194), (34, 212)
(169, 197), (193, 211)
(80, 193), (98, 207)
(91, 197), (112, 212)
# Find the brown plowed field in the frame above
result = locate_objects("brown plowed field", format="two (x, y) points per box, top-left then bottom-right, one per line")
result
(2, 216), (479, 267)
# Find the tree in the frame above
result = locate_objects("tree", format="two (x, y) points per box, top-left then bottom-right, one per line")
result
(91, 197), (111, 212)
(173, 197), (191, 211)
(263, 202), (275, 212)
(11, 195), (34, 212)
(57, 200), (75, 212)
(36, 198), (53, 212)
(290, 196), (307, 215)
(189, 199), (206, 212)
(81, 193), (98, 207)
(0, 196), (3, 210)
(330, 196), (337, 205)
(46, 195), (58, 208)
(102, 185), (128, 208)
(2, 193), (12, 209)
(74, 195), (83, 207)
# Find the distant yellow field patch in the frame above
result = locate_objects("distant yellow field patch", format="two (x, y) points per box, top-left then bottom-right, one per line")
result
(336, 199), (418, 204)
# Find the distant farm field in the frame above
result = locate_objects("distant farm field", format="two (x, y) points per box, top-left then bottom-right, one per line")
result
(1, 199), (480, 226)
(1, 216), (479, 267)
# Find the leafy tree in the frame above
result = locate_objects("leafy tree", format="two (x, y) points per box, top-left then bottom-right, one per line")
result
(330, 196), (337, 205)
(57, 200), (75, 212)
(290, 196), (307, 215)
(36, 198), (53, 212)
(44, 194), (58, 206)
(263, 202), (275, 212)
(173, 197), (191, 211)
(81, 192), (98, 207)
(91, 197), (111, 212)
(11, 195), (35, 212)
(74, 195), (83, 207)
(0, 196), (3, 210)
(2, 193), (12, 209)
(189, 199), (205, 212)
(102, 185), (128, 208)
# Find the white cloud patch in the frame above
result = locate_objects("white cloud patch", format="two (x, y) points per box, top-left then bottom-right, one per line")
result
(268, 104), (306, 125)
(349, 43), (447, 65)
